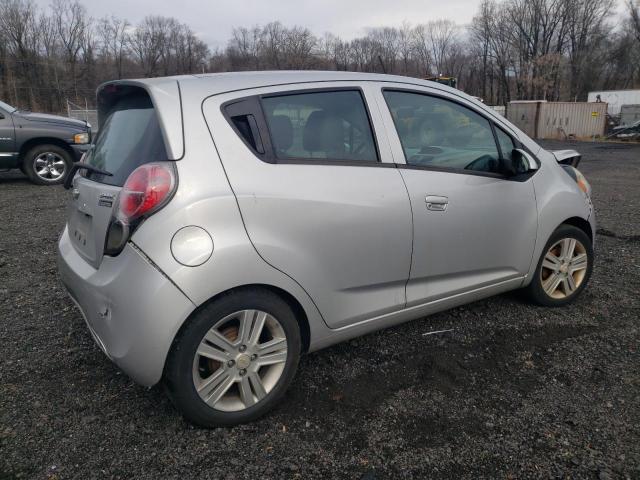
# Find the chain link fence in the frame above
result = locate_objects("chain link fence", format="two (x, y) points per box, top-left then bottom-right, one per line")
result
(66, 100), (98, 133)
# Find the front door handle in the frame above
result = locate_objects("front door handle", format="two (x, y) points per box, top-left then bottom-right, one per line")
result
(425, 195), (448, 211)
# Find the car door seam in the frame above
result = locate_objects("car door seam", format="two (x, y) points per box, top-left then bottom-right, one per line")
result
(396, 168), (414, 310)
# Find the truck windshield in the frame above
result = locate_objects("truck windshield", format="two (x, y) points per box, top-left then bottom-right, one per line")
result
(0, 100), (16, 113)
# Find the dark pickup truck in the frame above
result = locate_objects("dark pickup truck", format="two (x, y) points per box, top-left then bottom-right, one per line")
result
(0, 100), (91, 185)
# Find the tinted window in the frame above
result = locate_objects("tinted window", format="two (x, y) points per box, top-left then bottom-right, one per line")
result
(383, 90), (501, 173)
(261, 90), (378, 162)
(85, 94), (167, 186)
(495, 127), (515, 162)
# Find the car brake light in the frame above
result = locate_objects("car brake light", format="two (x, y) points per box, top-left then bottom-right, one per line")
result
(118, 163), (176, 222)
(104, 162), (176, 256)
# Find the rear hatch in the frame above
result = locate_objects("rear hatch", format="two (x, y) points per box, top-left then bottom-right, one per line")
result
(67, 87), (169, 269)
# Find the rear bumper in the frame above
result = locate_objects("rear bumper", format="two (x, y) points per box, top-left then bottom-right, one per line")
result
(70, 144), (91, 161)
(57, 226), (195, 386)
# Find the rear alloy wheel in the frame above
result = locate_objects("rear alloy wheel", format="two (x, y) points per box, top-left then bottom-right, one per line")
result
(526, 224), (593, 306)
(165, 289), (301, 427)
(23, 144), (73, 185)
(192, 309), (288, 411)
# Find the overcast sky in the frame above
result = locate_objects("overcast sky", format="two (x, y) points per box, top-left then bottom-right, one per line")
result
(32, 0), (486, 48)
(32, 0), (627, 49)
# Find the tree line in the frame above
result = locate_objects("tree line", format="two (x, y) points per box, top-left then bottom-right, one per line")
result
(1, 0), (640, 113)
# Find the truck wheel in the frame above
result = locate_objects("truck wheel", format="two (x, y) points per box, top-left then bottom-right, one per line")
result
(23, 144), (73, 185)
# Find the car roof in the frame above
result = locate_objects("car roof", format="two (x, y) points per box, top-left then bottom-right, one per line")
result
(98, 71), (537, 160)
(107, 70), (462, 98)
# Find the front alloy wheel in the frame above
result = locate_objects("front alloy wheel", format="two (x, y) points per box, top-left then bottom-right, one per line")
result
(526, 224), (593, 306)
(23, 144), (73, 185)
(540, 238), (588, 299)
(165, 289), (301, 427)
(34, 152), (67, 181)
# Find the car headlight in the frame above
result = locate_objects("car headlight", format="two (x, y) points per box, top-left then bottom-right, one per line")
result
(73, 132), (90, 144)
(562, 165), (591, 196)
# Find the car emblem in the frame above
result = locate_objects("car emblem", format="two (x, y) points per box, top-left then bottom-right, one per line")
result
(98, 193), (114, 208)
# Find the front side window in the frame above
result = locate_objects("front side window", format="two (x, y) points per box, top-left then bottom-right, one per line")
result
(383, 90), (502, 174)
(261, 90), (378, 162)
(495, 127), (515, 162)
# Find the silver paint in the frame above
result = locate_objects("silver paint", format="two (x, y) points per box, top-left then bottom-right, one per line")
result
(170, 226), (214, 267)
(57, 71), (594, 389)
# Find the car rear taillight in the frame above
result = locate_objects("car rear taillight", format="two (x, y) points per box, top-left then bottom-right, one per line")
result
(104, 162), (177, 256)
(119, 163), (175, 222)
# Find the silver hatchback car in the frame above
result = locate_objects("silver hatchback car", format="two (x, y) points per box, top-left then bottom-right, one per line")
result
(58, 71), (595, 426)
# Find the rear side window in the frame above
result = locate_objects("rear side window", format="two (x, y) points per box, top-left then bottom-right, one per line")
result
(383, 90), (502, 174)
(85, 93), (167, 186)
(261, 90), (378, 162)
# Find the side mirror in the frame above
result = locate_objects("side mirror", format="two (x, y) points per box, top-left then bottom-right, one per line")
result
(511, 148), (538, 174)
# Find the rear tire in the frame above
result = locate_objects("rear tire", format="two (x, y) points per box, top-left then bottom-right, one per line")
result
(525, 224), (593, 307)
(22, 144), (73, 185)
(164, 288), (301, 427)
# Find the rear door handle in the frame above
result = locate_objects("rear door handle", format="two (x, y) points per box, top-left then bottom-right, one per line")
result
(425, 195), (448, 211)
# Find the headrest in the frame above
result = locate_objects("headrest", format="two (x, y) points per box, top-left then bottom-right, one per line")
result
(270, 115), (293, 153)
(303, 110), (344, 155)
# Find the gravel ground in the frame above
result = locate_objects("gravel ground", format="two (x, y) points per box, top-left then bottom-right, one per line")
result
(0, 140), (638, 479)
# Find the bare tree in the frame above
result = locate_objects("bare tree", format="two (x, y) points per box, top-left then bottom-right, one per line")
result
(129, 16), (168, 77)
(0, 0), (41, 105)
(1, 0), (639, 113)
(629, 0), (640, 44)
(97, 16), (130, 79)
(51, 0), (90, 100)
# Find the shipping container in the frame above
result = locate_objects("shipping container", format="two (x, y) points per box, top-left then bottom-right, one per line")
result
(587, 90), (640, 116)
(537, 102), (607, 140)
(620, 104), (640, 126)
(506, 101), (544, 138)
(507, 101), (607, 139)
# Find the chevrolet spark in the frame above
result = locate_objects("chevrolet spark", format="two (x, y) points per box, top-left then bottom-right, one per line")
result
(58, 72), (595, 427)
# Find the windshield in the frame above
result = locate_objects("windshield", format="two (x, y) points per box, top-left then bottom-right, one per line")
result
(0, 100), (16, 113)
(85, 93), (168, 186)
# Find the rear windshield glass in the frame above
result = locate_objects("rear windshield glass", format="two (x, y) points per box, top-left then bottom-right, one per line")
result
(85, 93), (167, 186)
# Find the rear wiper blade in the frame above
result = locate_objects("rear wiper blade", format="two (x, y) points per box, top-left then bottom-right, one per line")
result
(64, 163), (113, 190)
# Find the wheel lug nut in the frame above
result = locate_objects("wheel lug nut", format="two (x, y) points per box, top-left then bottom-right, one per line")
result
(239, 345), (247, 352)
(239, 369), (246, 376)
(227, 360), (235, 367)
(250, 354), (257, 361)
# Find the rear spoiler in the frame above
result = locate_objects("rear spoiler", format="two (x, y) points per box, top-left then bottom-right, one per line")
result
(551, 150), (581, 168)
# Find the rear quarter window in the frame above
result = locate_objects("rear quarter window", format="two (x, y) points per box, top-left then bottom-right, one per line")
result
(85, 93), (167, 186)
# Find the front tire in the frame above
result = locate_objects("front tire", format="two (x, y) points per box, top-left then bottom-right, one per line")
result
(22, 144), (73, 185)
(164, 288), (301, 427)
(525, 224), (593, 307)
